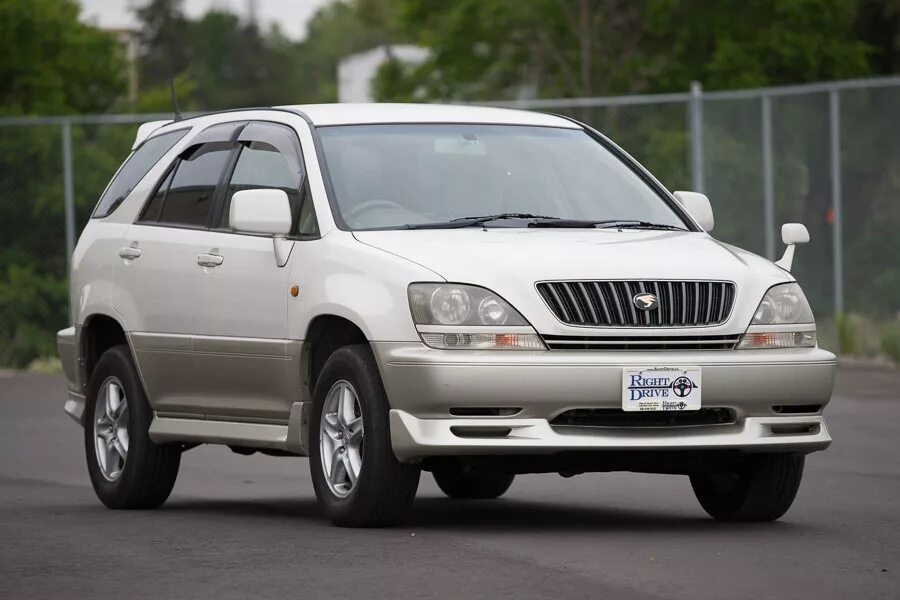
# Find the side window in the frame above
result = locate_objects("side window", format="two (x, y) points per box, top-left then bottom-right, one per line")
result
(221, 122), (319, 237)
(297, 186), (319, 237)
(93, 129), (189, 218)
(156, 142), (233, 228)
(138, 166), (175, 223)
(221, 141), (299, 227)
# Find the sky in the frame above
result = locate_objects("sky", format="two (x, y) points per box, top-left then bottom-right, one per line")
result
(78, 0), (334, 40)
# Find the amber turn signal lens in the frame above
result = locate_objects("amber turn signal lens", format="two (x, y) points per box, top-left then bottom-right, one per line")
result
(290, 285), (299, 297)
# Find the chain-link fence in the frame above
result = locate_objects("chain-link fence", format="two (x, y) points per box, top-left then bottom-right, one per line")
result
(498, 76), (900, 355)
(1, 76), (898, 367)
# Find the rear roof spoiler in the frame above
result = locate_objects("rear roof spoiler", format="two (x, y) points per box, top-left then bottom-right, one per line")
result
(132, 120), (174, 150)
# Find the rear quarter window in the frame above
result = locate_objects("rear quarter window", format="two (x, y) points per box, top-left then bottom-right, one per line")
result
(92, 129), (189, 218)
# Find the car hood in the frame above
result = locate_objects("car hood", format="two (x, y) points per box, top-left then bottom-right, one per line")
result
(354, 229), (785, 282)
(353, 229), (790, 334)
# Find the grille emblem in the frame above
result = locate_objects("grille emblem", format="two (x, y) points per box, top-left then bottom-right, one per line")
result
(633, 292), (659, 311)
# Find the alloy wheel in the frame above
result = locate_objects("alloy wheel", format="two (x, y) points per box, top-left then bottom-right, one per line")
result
(319, 380), (364, 498)
(93, 376), (130, 481)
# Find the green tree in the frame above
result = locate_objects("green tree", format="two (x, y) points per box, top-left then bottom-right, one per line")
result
(293, 0), (390, 102)
(0, 0), (127, 367)
(135, 0), (191, 92)
(644, 0), (871, 91)
(186, 10), (305, 109)
(0, 0), (125, 115)
(379, 0), (875, 102)
(377, 0), (655, 101)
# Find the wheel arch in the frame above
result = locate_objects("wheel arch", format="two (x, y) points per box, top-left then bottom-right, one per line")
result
(80, 313), (131, 387)
(301, 314), (370, 398)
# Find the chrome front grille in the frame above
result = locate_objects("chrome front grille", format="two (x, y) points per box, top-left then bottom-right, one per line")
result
(541, 334), (740, 351)
(537, 280), (735, 327)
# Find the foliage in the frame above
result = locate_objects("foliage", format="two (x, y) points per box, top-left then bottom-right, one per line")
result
(881, 320), (900, 364)
(291, 0), (392, 103)
(377, 0), (655, 101)
(134, 0), (191, 93)
(838, 313), (859, 354)
(376, 0), (879, 101)
(643, 0), (871, 91)
(134, 0), (388, 108)
(0, 0), (130, 367)
(0, 262), (68, 367)
(27, 355), (63, 373)
(370, 2), (899, 327)
(0, 0), (898, 366)
(0, 0), (126, 115)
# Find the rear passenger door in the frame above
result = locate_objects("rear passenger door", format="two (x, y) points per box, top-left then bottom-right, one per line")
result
(117, 123), (242, 415)
(190, 121), (318, 421)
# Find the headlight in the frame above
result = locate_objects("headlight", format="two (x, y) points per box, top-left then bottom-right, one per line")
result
(408, 283), (544, 350)
(739, 283), (816, 349)
(750, 283), (814, 325)
(409, 283), (528, 326)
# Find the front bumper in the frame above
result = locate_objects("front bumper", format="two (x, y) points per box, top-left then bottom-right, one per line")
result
(372, 342), (836, 461)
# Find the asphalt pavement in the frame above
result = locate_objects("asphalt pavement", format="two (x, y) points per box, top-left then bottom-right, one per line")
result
(1, 366), (897, 599)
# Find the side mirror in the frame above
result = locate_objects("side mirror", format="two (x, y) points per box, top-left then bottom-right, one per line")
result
(230, 189), (292, 235)
(781, 223), (810, 245)
(230, 188), (294, 267)
(673, 191), (714, 231)
(775, 223), (809, 271)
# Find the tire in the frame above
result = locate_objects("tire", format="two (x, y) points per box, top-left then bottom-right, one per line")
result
(308, 344), (420, 527)
(690, 453), (805, 522)
(433, 463), (515, 499)
(84, 345), (181, 509)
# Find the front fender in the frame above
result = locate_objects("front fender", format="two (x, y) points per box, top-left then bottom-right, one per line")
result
(288, 232), (443, 342)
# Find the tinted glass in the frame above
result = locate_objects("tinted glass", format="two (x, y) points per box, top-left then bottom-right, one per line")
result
(158, 143), (231, 227)
(230, 143), (296, 188)
(222, 141), (317, 235)
(297, 188), (319, 237)
(93, 129), (188, 218)
(318, 124), (686, 230)
(138, 167), (174, 222)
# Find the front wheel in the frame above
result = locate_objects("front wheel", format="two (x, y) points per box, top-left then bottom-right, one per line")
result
(690, 453), (805, 521)
(309, 344), (420, 527)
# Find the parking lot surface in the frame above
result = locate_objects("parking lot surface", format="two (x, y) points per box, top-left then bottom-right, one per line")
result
(1, 367), (897, 599)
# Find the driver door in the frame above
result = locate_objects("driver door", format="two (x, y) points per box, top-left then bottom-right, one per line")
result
(190, 121), (317, 421)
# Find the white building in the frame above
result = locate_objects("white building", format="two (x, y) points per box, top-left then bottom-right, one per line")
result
(338, 45), (428, 103)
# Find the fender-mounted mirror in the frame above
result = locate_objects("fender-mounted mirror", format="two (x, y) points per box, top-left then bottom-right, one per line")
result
(673, 191), (714, 231)
(775, 223), (810, 271)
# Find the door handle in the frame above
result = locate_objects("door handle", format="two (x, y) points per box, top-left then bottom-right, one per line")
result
(197, 253), (224, 267)
(118, 246), (142, 259)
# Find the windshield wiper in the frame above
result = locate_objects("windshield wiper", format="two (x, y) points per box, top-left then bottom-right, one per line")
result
(599, 220), (688, 231)
(527, 218), (686, 231)
(404, 213), (560, 230)
(402, 215), (687, 231)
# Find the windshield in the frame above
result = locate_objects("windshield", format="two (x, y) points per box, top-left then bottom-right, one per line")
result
(317, 124), (689, 231)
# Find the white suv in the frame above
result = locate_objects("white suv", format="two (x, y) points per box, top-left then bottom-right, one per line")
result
(57, 104), (836, 526)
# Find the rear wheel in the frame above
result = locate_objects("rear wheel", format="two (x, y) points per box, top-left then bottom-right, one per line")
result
(84, 345), (181, 509)
(309, 344), (420, 527)
(690, 453), (805, 521)
(433, 463), (515, 499)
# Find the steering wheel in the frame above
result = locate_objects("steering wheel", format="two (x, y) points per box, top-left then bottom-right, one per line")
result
(343, 199), (408, 223)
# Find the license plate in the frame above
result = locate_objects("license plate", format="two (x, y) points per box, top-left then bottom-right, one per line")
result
(622, 367), (701, 412)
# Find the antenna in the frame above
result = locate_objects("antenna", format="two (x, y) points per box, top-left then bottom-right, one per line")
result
(169, 79), (182, 121)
